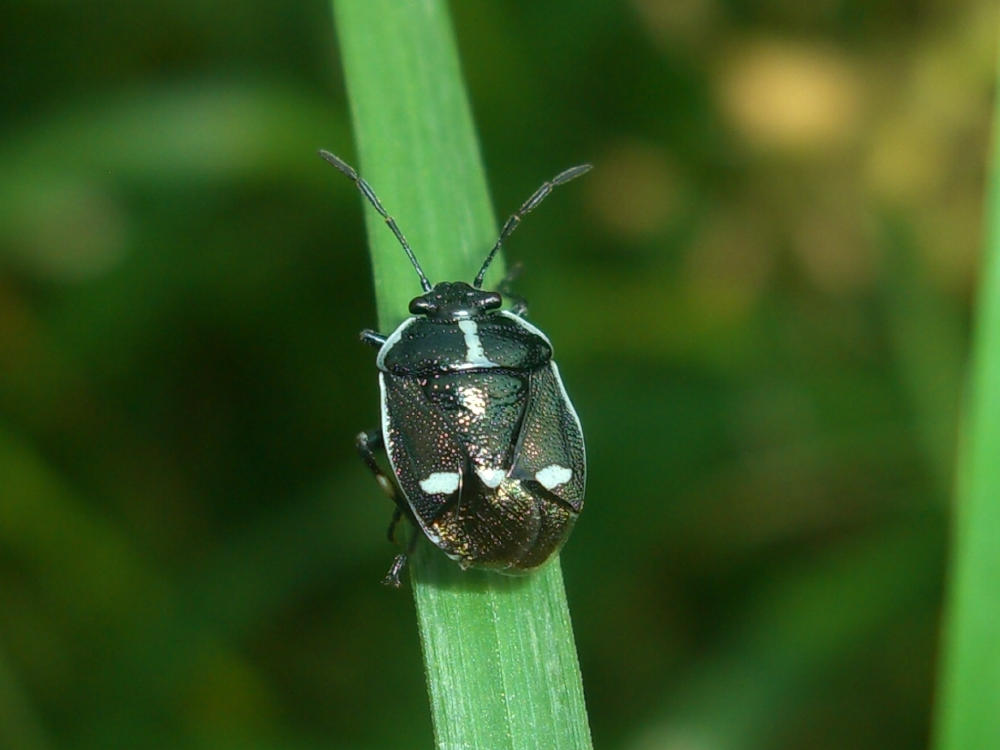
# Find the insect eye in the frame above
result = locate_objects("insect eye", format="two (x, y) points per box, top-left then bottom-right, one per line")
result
(481, 293), (502, 310)
(409, 296), (433, 315)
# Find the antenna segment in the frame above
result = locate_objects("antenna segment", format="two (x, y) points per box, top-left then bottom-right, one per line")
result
(473, 164), (592, 289)
(320, 150), (433, 293)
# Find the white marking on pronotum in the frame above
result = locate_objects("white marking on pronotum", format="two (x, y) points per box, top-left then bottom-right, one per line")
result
(476, 466), (505, 489)
(535, 464), (572, 490)
(457, 319), (497, 367)
(419, 471), (461, 495)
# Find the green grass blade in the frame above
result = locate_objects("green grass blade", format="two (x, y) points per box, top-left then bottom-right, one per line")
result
(933, 52), (1000, 750)
(331, 2), (593, 749)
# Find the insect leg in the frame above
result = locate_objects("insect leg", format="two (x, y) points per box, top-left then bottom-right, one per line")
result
(505, 294), (528, 318)
(498, 261), (529, 317)
(381, 526), (420, 588)
(386, 506), (403, 543)
(356, 430), (408, 514)
(357, 430), (420, 586)
(360, 329), (387, 348)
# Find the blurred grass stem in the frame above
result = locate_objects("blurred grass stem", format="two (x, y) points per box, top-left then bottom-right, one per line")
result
(332, 2), (593, 748)
(933, 44), (1000, 750)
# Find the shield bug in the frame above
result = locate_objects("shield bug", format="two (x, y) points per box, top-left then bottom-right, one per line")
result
(321, 150), (588, 586)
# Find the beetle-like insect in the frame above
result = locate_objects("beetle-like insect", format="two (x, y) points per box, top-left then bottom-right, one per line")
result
(321, 150), (588, 586)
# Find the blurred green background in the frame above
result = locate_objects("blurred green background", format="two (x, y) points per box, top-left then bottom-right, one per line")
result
(1, 1), (995, 749)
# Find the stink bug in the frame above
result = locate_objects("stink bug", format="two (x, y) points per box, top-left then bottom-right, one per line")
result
(321, 150), (588, 586)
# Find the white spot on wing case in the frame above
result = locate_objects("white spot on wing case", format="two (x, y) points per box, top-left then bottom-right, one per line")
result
(419, 471), (461, 495)
(535, 464), (572, 490)
(475, 466), (505, 489)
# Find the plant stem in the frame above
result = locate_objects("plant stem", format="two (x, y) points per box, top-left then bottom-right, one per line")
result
(332, 2), (593, 748)
(933, 46), (1000, 750)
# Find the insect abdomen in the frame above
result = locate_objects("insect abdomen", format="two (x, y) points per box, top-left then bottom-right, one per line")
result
(430, 473), (576, 571)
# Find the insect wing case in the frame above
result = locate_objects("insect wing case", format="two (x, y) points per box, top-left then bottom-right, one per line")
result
(378, 311), (585, 571)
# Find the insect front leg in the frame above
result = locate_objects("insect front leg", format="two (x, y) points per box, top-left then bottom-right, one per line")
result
(498, 262), (529, 317)
(356, 429), (417, 587)
(360, 329), (387, 348)
(506, 296), (529, 317)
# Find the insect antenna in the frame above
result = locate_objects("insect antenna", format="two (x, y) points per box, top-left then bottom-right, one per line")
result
(319, 150), (433, 292)
(473, 163), (592, 289)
